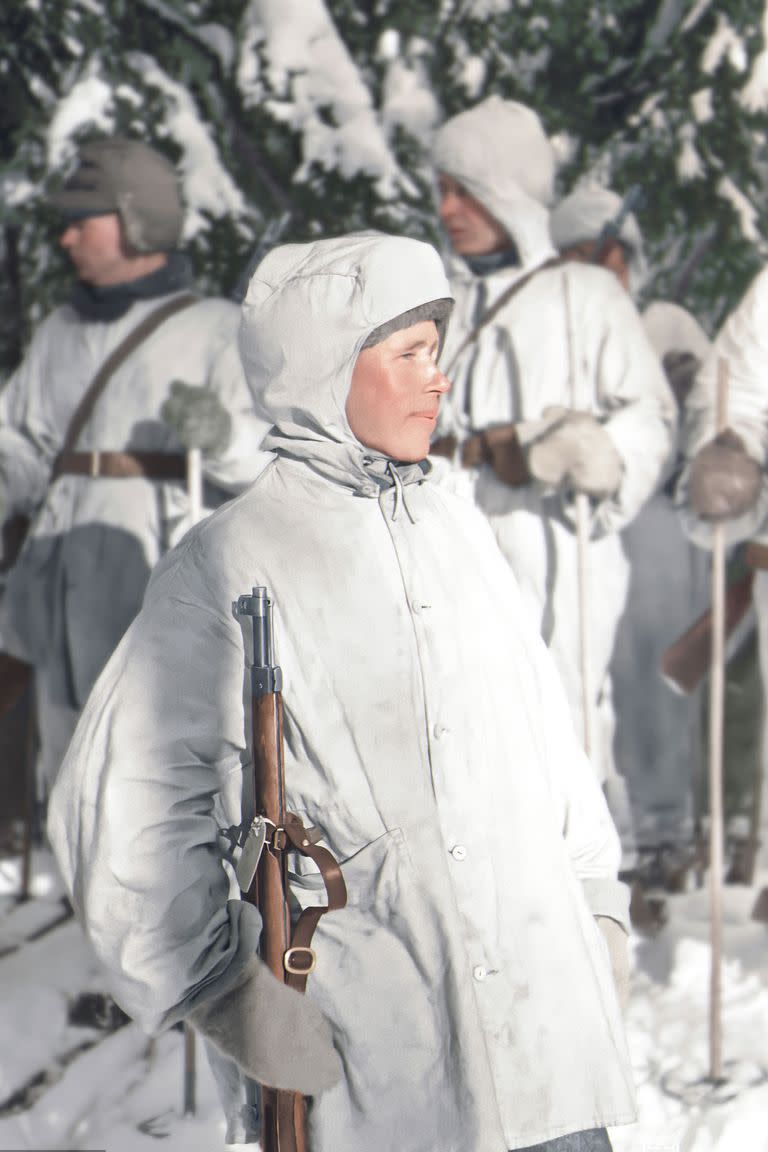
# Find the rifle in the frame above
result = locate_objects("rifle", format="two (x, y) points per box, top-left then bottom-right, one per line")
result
(592, 184), (644, 267)
(0, 649), (33, 719)
(661, 548), (759, 695)
(233, 586), (346, 1152)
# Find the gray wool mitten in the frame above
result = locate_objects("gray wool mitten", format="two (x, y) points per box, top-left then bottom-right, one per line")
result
(688, 429), (763, 522)
(188, 954), (343, 1095)
(528, 408), (623, 498)
(595, 915), (630, 1014)
(161, 380), (232, 455)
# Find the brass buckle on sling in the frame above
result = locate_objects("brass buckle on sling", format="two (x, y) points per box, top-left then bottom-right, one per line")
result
(89, 451), (101, 478)
(284, 946), (316, 976)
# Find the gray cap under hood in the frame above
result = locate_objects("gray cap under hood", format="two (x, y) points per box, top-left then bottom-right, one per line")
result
(238, 232), (453, 487)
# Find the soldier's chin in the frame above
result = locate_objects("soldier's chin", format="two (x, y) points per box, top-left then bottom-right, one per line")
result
(395, 435), (432, 463)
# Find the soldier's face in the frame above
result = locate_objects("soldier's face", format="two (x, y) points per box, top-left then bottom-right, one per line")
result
(346, 320), (450, 462)
(59, 213), (135, 286)
(438, 175), (510, 256)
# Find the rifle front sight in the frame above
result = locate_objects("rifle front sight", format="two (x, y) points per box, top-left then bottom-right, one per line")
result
(233, 586), (283, 697)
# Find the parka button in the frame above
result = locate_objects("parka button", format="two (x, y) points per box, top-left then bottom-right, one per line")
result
(411, 599), (422, 613)
(433, 723), (448, 739)
(451, 844), (467, 862)
(473, 965), (487, 982)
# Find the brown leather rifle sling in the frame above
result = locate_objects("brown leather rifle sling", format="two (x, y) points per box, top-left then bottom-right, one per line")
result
(54, 291), (199, 465)
(234, 587), (347, 1152)
(442, 255), (562, 380)
(432, 257), (562, 462)
(0, 293), (199, 721)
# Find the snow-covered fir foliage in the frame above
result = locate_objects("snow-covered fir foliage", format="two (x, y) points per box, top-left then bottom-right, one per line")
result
(0, 0), (766, 375)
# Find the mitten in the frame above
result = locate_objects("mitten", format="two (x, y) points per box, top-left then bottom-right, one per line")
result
(161, 381), (232, 455)
(188, 954), (342, 1095)
(528, 409), (623, 498)
(688, 430), (762, 521)
(460, 409), (569, 486)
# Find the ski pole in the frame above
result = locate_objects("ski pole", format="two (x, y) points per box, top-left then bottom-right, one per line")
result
(707, 355), (729, 1082)
(182, 444), (202, 1116)
(187, 447), (203, 526)
(575, 492), (594, 758)
(183, 1022), (196, 1115)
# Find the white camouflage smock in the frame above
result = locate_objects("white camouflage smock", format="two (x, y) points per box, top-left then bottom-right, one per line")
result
(433, 99), (676, 783)
(49, 234), (636, 1151)
(609, 302), (711, 862)
(0, 291), (267, 789)
(679, 266), (768, 871)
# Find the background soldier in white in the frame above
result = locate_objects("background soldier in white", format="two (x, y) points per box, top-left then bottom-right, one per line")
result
(679, 265), (768, 879)
(50, 232), (636, 1152)
(0, 136), (268, 800)
(551, 185), (711, 888)
(430, 97), (676, 796)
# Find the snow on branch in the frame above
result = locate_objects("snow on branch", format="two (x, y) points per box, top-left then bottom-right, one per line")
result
(238, 0), (407, 198)
(717, 176), (761, 245)
(681, 0), (713, 34)
(741, 2), (768, 112)
(46, 63), (115, 169)
(701, 14), (747, 75)
(126, 52), (248, 239)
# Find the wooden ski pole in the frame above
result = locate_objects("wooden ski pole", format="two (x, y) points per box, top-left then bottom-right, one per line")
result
(183, 1021), (196, 1115)
(575, 491), (594, 758)
(181, 445), (203, 1116)
(707, 355), (729, 1083)
(187, 447), (203, 526)
(19, 687), (36, 902)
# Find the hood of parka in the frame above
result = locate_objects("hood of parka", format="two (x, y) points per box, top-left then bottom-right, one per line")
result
(642, 300), (711, 361)
(238, 232), (453, 492)
(432, 96), (556, 271)
(549, 185), (648, 294)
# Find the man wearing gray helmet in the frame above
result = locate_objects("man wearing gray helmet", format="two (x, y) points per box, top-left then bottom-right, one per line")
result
(0, 135), (267, 801)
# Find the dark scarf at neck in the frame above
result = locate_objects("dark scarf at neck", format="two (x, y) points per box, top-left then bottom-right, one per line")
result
(70, 251), (194, 321)
(464, 245), (520, 277)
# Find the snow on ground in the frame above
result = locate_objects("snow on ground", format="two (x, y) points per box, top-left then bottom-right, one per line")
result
(1, 849), (767, 1151)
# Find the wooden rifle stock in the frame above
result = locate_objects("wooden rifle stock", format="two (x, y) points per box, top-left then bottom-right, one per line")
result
(661, 566), (754, 696)
(0, 650), (33, 720)
(233, 587), (346, 1152)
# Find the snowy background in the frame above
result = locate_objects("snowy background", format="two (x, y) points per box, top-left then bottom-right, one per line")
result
(1, 848), (767, 1152)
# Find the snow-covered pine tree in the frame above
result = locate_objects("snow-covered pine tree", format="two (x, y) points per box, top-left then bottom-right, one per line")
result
(1, 0), (766, 376)
(0, 0), (261, 376)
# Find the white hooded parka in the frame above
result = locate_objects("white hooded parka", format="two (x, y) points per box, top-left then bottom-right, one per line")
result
(49, 234), (636, 1152)
(432, 99), (677, 782)
(0, 291), (268, 789)
(609, 303), (711, 858)
(678, 266), (768, 871)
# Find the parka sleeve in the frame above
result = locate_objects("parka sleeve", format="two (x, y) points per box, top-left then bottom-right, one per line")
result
(0, 327), (59, 517)
(676, 266), (768, 550)
(47, 539), (261, 1035)
(587, 278), (677, 536)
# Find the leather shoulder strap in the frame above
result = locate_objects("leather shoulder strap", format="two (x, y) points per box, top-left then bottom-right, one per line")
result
(61, 292), (199, 454)
(444, 256), (562, 378)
